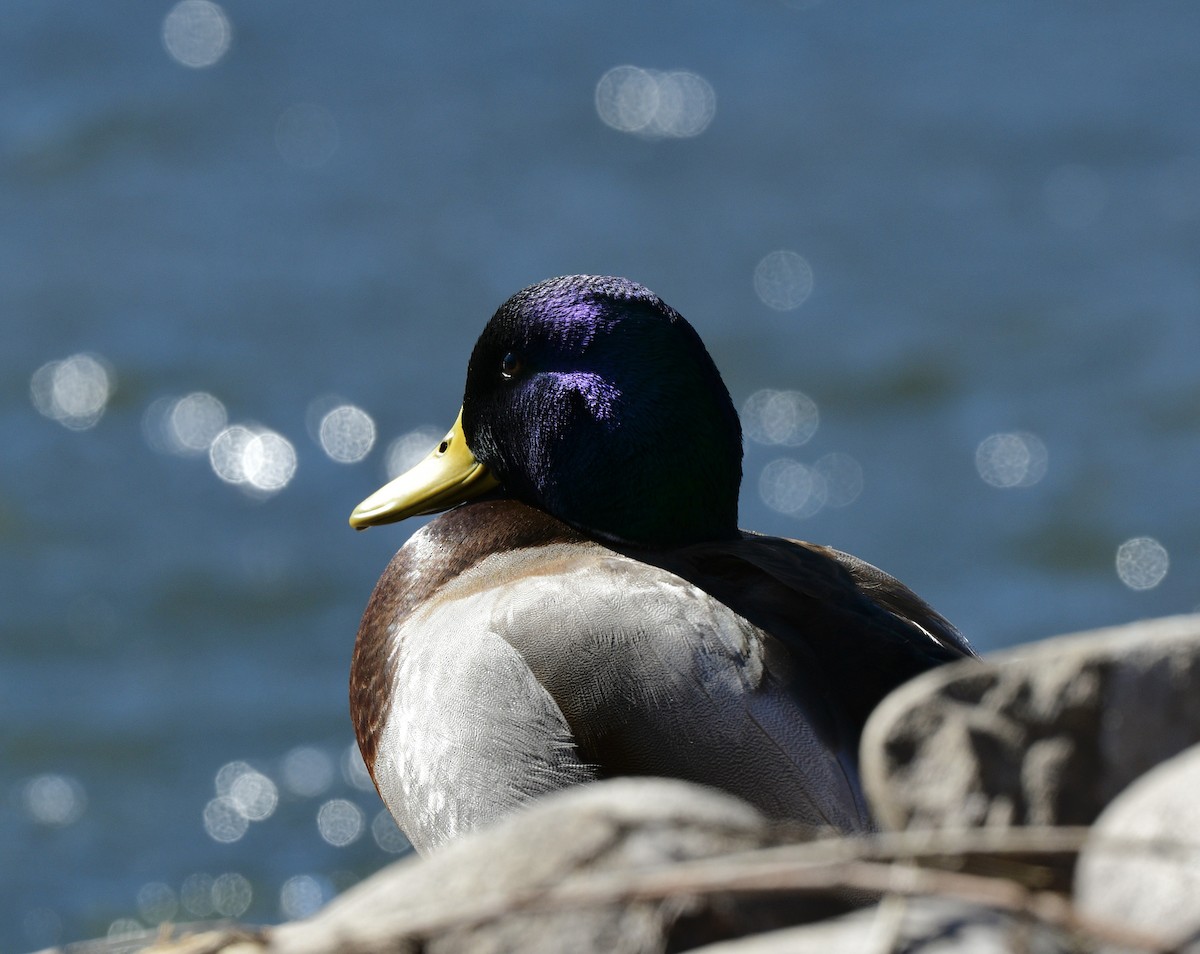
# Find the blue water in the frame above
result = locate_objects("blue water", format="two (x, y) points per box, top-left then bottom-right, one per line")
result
(3, 1), (1199, 947)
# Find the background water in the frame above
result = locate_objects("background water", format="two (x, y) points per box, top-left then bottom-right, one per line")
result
(3, 0), (1199, 947)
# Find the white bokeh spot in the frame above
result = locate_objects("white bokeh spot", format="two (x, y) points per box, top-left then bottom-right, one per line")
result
(1115, 537), (1169, 591)
(754, 250), (814, 311)
(162, 0), (231, 69)
(595, 66), (716, 139)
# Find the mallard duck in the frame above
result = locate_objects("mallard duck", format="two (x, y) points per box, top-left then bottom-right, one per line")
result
(349, 275), (973, 853)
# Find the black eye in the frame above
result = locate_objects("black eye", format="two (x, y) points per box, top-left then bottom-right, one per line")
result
(500, 352), (522, 380)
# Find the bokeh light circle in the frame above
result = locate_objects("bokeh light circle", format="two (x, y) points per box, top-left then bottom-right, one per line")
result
(759, 458), (827, 518)
(228, 770), (278, 822)
(170, 392), (228, 454)
(742, 389), (819, 446)
(135, 883), (178, 925)
(814, 452), (864, 508)
(244, 432), (298, 491)
(596, 66), (660, 133)
(211, 873), (253, 918)
(595, 66), (715, 139)
(162, 0), (231, 68)
(371, 809), (411, 854)
(646, 70), (716, 137)
(210, 426), (297, 494)
(384, 427), (443, 479)
(316, 798), (364, 847)
(202, 797), (249, 843)
(753, 251), (814, 310)
(1115, 537), (1169, 591)
(279, 875), (326, 920)
(975, 432), (1048, 489)
(30, 354), (113, 430)
(210, 426), (256, 484)
(281, 746), (335, 798)
(319, 405), (376, 463)
(22, 774), (87, 826)
(180, 874), (215, 918)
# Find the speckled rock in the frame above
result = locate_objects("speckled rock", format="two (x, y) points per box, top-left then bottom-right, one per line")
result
(1075, 742), (1200, 950)
(267, 777), (850, 954)
(687, 898), (1074, 954)
(861, 613), (1200, 831)
(69, 615), (1200, 954)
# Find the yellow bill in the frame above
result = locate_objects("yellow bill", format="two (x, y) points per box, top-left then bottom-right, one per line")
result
(349, 408), (499, 529)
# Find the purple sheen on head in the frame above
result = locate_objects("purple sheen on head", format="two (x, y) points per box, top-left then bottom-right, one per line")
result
(556, 370), (621, 421)
(461, 275), (743, 545)
(505, 276), (673, 354)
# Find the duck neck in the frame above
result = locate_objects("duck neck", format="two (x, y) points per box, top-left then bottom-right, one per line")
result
(532, 390), (744, 549)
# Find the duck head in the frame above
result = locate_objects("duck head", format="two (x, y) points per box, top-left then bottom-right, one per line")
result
(350, 275), (743, 547)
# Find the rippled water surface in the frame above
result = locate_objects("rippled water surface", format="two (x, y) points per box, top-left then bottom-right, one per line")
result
(4, 1), (1199, 947)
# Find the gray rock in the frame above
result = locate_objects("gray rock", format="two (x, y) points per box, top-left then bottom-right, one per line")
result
(267, 777), (851, 954)
(688, 898), (1075, 954)
(1075, 742), (1200, 950)
(861, 613), (1200, 831)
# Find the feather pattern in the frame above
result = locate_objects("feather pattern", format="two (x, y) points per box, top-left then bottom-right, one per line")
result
(349, 275), (974, 853)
